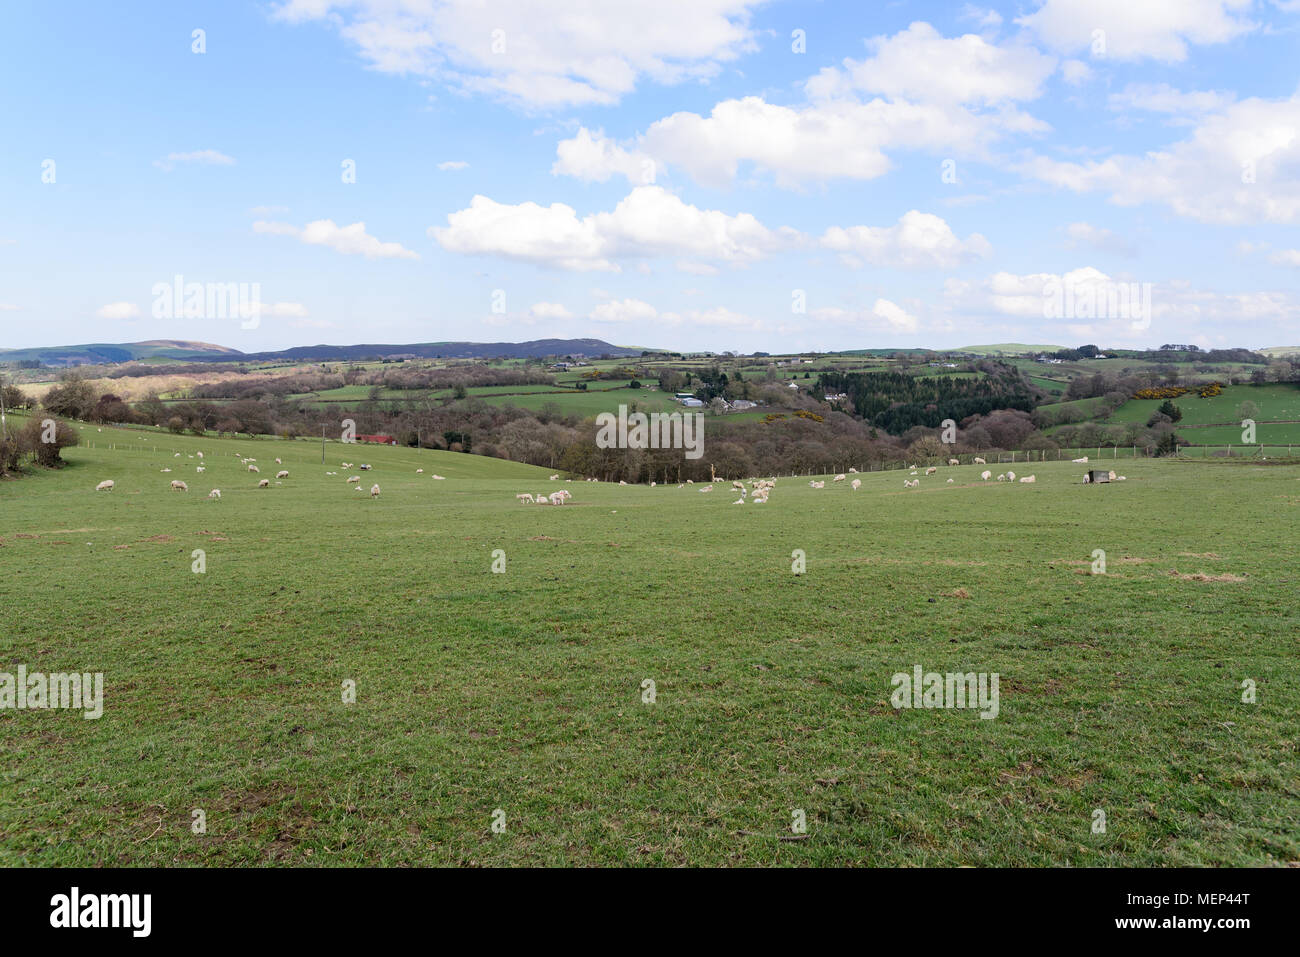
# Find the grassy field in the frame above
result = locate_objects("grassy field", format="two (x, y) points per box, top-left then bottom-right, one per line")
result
(1, 421), (1297, 866)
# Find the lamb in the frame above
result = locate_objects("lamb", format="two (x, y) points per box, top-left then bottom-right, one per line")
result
(161, 468), (172, 473)
(248, 464), (259, 473)
(517, 493), (534, 503)
(95, 480), (114, 491)
(275, 458), (282, 465)
(732, 497), (746, 505)
(347, 475), (361, 484)
(360, 464), (372, 471)
(548, 492), (566, 505)
(276, 470), (289, 479)
(851, 479), (861, 490)
(416, 469), (423, 474)
(981, 470), (991, 481)
(170, 480), (188, 491)
(809, 481), (825, 489)
(973, 457), (986, 465)
(196, 466), (205, 473)
(909, 470), (918, 476)
(370, 484), (381, 499)
(1108, 470), (1116, 481)
(196, 452), (203, 459)
(1072, 456), (1088, 464)
(700, 485), (714, 492)
(1083, 473), (1091, 484)
(1006, 471), (1016, 482)
(947, 478), (954, 483)
(431, 475), (445, 480)
(833, 474), (846, 482)
(925, 467), (937, 475)
(258, 479), (270, 488)
(550, 474), (559, 481)
(948, 458), (959, 466)
(997, 473), (1006, 481)
(1116, 475), (1127, 481)
(903, 479), (917, 488)
(1019, 475), (1036, 483)
(208, 489), (221, 499)
(849, 467), (858, 473)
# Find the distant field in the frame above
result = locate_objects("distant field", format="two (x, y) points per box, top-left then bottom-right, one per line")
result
(1110, 384), (1300, 429)
(1, 419), (1296, 866)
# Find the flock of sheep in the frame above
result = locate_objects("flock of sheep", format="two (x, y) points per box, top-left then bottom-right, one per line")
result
(94, 449), (386, 500)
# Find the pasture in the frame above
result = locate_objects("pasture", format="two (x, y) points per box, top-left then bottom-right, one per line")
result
(1, 422), (1296, 866)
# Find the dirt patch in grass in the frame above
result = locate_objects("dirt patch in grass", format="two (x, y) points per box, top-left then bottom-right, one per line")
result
(1178, 552), (1221, 559)
(137, 534), (176, 544)
(942, 588), (971, 599)
(1171, 570), (1246, 583)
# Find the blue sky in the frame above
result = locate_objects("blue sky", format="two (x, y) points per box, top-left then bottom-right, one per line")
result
(2, 0), (1298, 353)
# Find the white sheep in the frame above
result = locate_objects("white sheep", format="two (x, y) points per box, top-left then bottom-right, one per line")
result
(925, 467), (937, 475)
(550, 474), (559, 480)
(1006, 471), (1016, 482)
(849, 467), (858, 473)
(851, 479), (861, 490)
(1019, 475), (1036, 483)
(700, 485), (714, 492)
(1108, 470), (1116, 481)
(973, 457), (986, 465)
(95, 480), (114, 491)
(196, 466), (205, 473)
(997, 473), (1006, 481)
(208, 489), (221, 499)
(248, 464), (259, 473)
(161, 468), (172, 473)
(1083, 473), (1091, 483)
(370, 484), (381, 499)
(1072, 456), (1089, 464)
(1116, 475), (1127, 481)
(276, 470), (289, 479)
(196, 451), (203, 459)
(432, 474), (445, 480)
(517, 493), (534, 503)
(548, 491), (566, 505)
(416, 469), (423, 474)
(947, 478), (954, 483)
(347, 475), (361, 484)
(732, 497), (746, 505)
(258, 478), (270, 488)
(170, 480), (188, 491)
(981, 470), (991, 481)
(833, 473), (846, 482)
(948, 458), (959, 466)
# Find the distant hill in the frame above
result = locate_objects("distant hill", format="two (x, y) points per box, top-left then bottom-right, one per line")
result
(959, 343), (1067, 356)
(1259, 346), (1300, 358)
(0, 338), (642, 366)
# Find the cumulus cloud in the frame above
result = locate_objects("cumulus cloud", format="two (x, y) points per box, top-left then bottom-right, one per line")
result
(1017, 89), (1300, 224)
(529, 302), (573, 319)
(1107, 83), (1236, 120)
(254, 219), (419, 259)
(1017, 0), (1256, 62)
(589, 298), (659, 323)
(554, 23), (1054, 189)
(271, 0), (761, 108)
(430, 186), (797, 271)
(0, 303), (19, 311)
(154, 149), (235, 172)
(437, 161), (469, 171)
(820, 210), (991, 268)
(96, 302), (141, 320)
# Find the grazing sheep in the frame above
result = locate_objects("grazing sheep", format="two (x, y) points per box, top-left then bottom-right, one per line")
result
(925, 467), (937, 475)
(276, 470), (289, 479)
(1108, 470), (1117, 481)
(1019, 475), (1036, 483)
(732, 480), (746, 491)
(700, 485), (714, 492)
(370, 484), (380, 499)
(196, 466), (205, 473)
(196, 451), (203, 459)
(517, 493), (534, 503)
(650, 482), (656, 487)
(258, 479), (270, 488)
(849, 467), (858, 473)
(619, 480), (628, 486)
(833, 473), (846, 482)
(95, 480), (114, 491)
(347, 475), (361, 484)
(170, 480), (188, 491)
(275, 458), (282, 465)
(208, 489), (221, 499)
(948, 458), (959, 466)
(1006, 471), (1016, 482)
(851, 478), (861, 490)
(909, 470), (918, 476)
(686, 479), (693, 484)
(360, 464), (371, 471)
(809, 481), (825, 489)
(416, 469), (423, 474)
(161, 468), (172, 473)
(548, 492), (566, 505)
(947, 478), (954, 483)
(973, 457), (986, 465)
(1116, 475), (1127, 481)
(550, 474), (559, 481)
(981, 470), (991, 481)
(174, 453), (181, 458)
(248, 464), (259, 473)
(997, 473), (1006, 481)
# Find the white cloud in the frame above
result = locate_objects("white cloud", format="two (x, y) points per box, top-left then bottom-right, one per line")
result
(1017, 0), (1256, 62)
(154, 149), (235, 172)
(529, 302), (573, 319)
(0, 303), (19, 311)
(870, 299), (920, 332)
(590, 298), (659, 323)
(554, 23), (1054, 189)
(96, 302), (141, 320)
(808, 301), (922, 333)
(1018, 89), (1300, 224)
(1065, 221), (1136, 256)
(254, 219), (419, 259)
(1268, 249), (1300, 267)
(271, 0), (761, 108)
(431, 185), (797, 271)
(437, 161), (469, 171)
(1107, 83), (1235, 120)
(1061, 59), (1092, 85)
(250, 301), (310, 318)
(820, 210), (991, 268)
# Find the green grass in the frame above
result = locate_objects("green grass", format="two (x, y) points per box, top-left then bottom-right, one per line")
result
(1, 421), (1297, 866)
